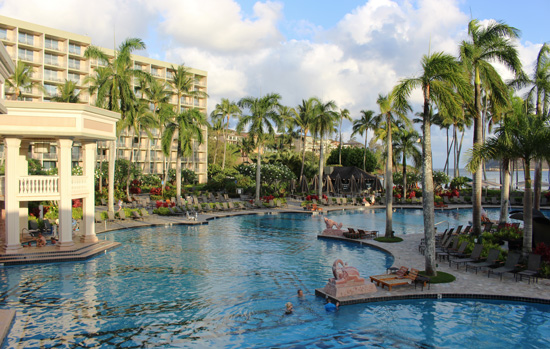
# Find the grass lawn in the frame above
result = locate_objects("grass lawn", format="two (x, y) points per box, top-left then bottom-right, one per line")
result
(374, 236), (403, 243)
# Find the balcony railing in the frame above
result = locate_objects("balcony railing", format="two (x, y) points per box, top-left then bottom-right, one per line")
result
(0, 175), (91, 199)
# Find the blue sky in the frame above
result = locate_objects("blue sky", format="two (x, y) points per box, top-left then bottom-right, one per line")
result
(1, 0), (548, 169)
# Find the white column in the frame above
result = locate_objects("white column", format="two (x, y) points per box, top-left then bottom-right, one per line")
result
(81, 142), (98, 243)
(57, 138), (74, 249)
(3, 137), (23, 253)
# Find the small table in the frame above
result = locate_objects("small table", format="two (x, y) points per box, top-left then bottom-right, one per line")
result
(386, 267), (399, 274)
(415, 275), (431, 291)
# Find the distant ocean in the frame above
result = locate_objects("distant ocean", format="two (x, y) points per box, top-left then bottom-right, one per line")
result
(435, 168), (550, 189)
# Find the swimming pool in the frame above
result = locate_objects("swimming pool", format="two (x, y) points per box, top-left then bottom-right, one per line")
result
(1, 211), (549, 348)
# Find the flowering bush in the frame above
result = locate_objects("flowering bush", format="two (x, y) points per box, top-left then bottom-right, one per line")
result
(155, 200), (175, 208)
(534, 243), (550, 262)
(262, 195), (275, 202)
(72, 199), (82, 208)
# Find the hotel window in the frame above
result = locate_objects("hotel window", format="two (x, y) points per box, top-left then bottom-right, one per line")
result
(44, 69), (59, 81)
(69, 58), (80, 70)
(44, 53), (58, 66)
(151, 67), (160, 76)
(44, 84), (57, 96)
(45, 38), (59, 50)
(69, 43), (81, 54)
(68, 73), (80, 84)
(98, 58), (108, 66)
(18, 48), (33, 62)
(0, 28), (7, 40)
(18, 32), (33, 45)
(167, 71), (174, 79)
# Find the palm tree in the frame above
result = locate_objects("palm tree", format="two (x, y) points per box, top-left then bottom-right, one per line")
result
(459, 19), (522, 235)
(51, 80), (80, 103)
(163, 109), (207, 204)
(237, 93), (283, 201)
(84, 37), (148, 213)
(393, 128), (421, 200)
(468, 109), (550, 257)
(338, 108), (352, 165)
(293, 98), (318, 181)
(375, 92), (411, 238)
(394, 52), (470, 276)
(209, 116), (224, 166)
(210, 99), (241, 170)
(143, 78), (172, 187)
(6, 60), (44, 100)
(311, 100), (338, 198)
(509, 43), (550, 209)
(352, 109), (377, 171)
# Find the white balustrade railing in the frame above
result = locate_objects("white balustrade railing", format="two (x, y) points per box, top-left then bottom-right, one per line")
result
(19, 176), (59, 197)
(71, 176), (88, 194)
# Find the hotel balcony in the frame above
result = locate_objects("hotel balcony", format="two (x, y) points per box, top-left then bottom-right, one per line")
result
(0, 175), (89, 201)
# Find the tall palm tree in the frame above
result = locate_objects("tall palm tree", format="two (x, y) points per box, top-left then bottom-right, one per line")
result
(468, 109), (550, 257)
(509, 43), (550, 209)
(209, 116), (224, 166)
(352, 109), (377, 171)
(51, 80), (80, 103)
(338, 108), (352, 165)
(294, 98), (318, 181)
(459, 19), (522, 234)
(84, 37), (148, 213)
(393, 128), (421, 200)
(311, 100), (339, 198)
(394, 52), (471, 276)
(375, 92), (411, 238)
(210, 99), (241, 169)
(237, 93), (283, 201)
(6, 60), (44, 100)
(163, 109), (207, 203)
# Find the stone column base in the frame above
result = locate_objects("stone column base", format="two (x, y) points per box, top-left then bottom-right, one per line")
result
(81, 235), (98, 243)
(324, 281), (377, 298)
(56, 241), (75, 251)
(2, 243), (24, 254)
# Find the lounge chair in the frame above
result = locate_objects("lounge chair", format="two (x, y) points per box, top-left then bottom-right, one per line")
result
(488, 252), (521, 280)
(482, 222), (493, 233)
(118, 210), (128, 220)
(369, 266), (409, 285)
(462, 225), (471, 234)
(140, 208), (149, 218)
(436, 236), (459, 260)
(454, 225), (463, 234)
(222, 202), (231, 211)
(377, 268), (419, 291)
(101, 198), (107, 206)
(465, 248), (501, 274)
(357, 229), (377, 239)
(439, 241), (469, 261)
(95, 212), (104, 223)
(343, 228), (360, 239)
(107, 211), (115, 222)
(515, 253), (542, 284)
(449, 244), (483, 269)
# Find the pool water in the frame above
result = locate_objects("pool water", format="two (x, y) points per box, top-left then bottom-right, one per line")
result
(1, 210), (549, 348)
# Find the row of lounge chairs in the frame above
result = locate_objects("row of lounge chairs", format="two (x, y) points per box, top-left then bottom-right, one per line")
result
(343, 227), (379, 239)
(369, 267), (428, 291)
(95, 208), (151, 223)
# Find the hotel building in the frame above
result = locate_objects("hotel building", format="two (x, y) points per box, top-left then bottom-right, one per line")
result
(0, 15), (208, 183)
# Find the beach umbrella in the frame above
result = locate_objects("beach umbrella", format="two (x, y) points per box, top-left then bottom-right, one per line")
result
(359, 174), (366, 192)
(324, 174), (334, 195)
(299, 175), (309, 193)
(311, 175), (319, 192)
(350, 175), (357, 196)
(334, 174), (342, 194)
(289, 179), (296, 194)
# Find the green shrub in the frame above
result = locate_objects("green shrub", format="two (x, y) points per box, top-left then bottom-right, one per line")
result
(153, 207), (172, 216)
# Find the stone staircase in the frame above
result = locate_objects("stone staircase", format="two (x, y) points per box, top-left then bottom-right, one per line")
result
(0, 240), (121, 266)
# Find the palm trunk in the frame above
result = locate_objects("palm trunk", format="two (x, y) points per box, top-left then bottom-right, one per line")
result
(318, 135), (324, 198)
(108, 140), (116, 213)
(363, 133), (368, 171)
(472, 72), (483, 235)
(422, 93), (436, 277)
(402, 155), (407, 200)
(222, 116), (228, 169)
(523, 160), (533, 257)
(299, 132), (307, 181)
(453, 124), (459, 178)
(534, 161), (542, 210)
(126, 129), (135, 199)
(444, 128), (449, 175)
(213, 131), (220, 166)
(385, 114), (393, 238)
(500, 159), (511, 224)
(176, 142), (182, 204)
(255, 146), (262, 201)
(338, 118), (343, 165)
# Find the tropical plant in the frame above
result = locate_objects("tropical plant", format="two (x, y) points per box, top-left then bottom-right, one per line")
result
(394, 51), (471, 276)
(237, 93), (283, 201)
(352, 109), (378, 171)
(310, 99), (339, 198)
(375, 92), (411, 238)
(326, 146), (378, 172)
(393, 127), (421, 199)
(459, 19), (522, 235)
(163, 108), (207, 203)
(6, 60), (44, 100)
(337, 108), (352, 165)
(293, 98), (318, 181)
(84, 37), (148, 213)
(51, 80), (80, 103)
(210, 98), (241, 169)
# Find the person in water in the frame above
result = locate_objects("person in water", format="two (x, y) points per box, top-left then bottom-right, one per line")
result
(297, 289), (304, 297)
(325, 298), (339, 312)
(285, 302), (293, 314)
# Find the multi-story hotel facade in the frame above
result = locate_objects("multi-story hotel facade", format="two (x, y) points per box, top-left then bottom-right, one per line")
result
(0, 15), (208, 183)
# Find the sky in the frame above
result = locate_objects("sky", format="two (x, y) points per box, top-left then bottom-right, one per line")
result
(1, 0), (549, 169)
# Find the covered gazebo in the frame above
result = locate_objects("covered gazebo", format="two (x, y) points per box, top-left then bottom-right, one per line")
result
(326, 166), (382, 194)
(0, 101), (120, 253)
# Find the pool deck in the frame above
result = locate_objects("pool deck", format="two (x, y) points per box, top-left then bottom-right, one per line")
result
(0, 199), (547, 346)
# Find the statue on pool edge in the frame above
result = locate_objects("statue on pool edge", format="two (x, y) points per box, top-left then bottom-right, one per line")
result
(323, 259), (377, 298)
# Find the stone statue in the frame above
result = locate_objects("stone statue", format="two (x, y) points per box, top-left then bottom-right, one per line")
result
(331, 259), (364, 284)
(323, 259), (376, 298)
(321, 217), (345, 237)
